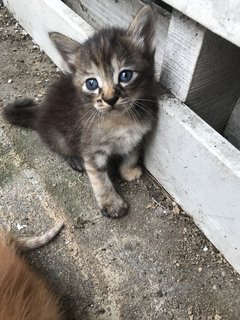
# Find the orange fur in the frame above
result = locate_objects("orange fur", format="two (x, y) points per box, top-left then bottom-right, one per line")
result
(0, 231), (63, 320)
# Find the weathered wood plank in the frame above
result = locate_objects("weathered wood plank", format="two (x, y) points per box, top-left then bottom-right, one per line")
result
(160, 11), (205, 101)
(63, 0), (171, 75)
(65, 0), (144, 29)
(224, 98), (240, 150)
(163, 0), (240, 48)
(145, 95), (240, 274)
(160, 10), (240, 132)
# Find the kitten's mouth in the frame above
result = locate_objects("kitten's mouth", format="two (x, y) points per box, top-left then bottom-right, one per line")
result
(95, 105), (125, 113)
(95, 106), (112, 112)
(94, 98), (130, 113)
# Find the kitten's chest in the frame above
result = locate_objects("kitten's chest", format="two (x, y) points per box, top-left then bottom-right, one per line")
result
(99, 123), (150, 154)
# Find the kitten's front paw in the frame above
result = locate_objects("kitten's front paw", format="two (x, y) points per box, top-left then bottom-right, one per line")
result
(120, 166), (142, 182)
(66, 156), (84, 172)
(100, 197), (128, 218)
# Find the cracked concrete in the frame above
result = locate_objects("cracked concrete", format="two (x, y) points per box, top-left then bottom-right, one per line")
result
(1, 6), (240, 320)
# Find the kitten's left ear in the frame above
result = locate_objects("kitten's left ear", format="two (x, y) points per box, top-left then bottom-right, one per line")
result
(127, 5), (155, 52)
(49, 32), (81, 72)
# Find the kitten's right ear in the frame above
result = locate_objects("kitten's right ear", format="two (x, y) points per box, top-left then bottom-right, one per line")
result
(49, 32), (81, 72)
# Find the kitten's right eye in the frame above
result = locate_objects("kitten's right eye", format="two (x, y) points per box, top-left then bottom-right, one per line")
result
(86, 78), (98, 90)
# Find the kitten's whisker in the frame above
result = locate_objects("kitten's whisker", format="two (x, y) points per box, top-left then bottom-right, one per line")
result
(126, 107), (133, 124)
(68, 108), (95, 142)
(85, 110), (97, 132)
(85, 109), (98, 135)
(115, 98), (129, 106)
(131, 109), (140, 126)
(128, 106), (134, 121)
(117, 100), (128, 105)
(133, 99), (157, 109)
(131, 101), (156, 118)
(134, 102), (155, 114)
(134, 101), (157, 114)
(128, 101), (142, 126)
(82, 109), (97, 135)
(132, 107), (142, 126)
(99, 112), (103, 128)
(68, 117), (82, 143)
(81, 109), (97, 127)
(135, 98), (158, 104)
(82, 108), (98, 120)
(135, 105), (156, 118)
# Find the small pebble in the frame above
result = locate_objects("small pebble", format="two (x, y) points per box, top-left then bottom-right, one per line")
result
(21, 30), (28, 36)
(16, 223), (27, 230)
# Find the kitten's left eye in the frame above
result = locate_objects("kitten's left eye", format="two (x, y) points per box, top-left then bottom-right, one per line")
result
(119, 70), (133, 83)
(86, 78), (99, 90)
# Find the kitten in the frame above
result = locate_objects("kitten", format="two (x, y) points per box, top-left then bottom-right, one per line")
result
(3, 6), (158, 218)
(0, 222), (64, 320)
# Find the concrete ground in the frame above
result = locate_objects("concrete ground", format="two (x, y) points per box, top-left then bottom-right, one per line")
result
(1, 5), (240, 320)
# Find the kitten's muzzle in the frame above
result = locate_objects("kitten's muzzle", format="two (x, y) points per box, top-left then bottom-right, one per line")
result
(103, 96), (119, 107)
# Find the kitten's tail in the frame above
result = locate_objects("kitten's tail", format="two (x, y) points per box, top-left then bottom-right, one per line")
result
(0, 222), (64, 251)
(17, 221), (65, 250)
(3, 98), (39, 130)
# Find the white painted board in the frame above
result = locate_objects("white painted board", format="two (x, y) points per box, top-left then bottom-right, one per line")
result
(146, 95), (240, 273)
(4, 0), (94, 72)
(163, 0), (240, 48)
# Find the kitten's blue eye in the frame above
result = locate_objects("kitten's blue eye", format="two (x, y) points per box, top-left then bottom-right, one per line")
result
(86, 78), (98, 90)
(119, 70), (133, 83)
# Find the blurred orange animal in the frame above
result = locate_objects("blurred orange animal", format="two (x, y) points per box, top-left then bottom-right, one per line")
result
(0, 222), (64, 320)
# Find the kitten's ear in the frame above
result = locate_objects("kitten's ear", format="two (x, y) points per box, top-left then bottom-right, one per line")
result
(49, 32), (80, 72)
(127, 5), (155, 52)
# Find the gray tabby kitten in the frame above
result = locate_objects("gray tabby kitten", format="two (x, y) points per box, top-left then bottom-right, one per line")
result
(4, 6), (158, 218)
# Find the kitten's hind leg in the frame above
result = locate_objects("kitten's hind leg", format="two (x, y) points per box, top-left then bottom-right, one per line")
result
(120, 147), (142, 182)
(84, 156), (128, 218)
(65, 156), (85, 172)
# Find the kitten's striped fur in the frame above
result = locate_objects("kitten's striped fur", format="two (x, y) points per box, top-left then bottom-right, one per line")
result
(3, 6), (158, 218)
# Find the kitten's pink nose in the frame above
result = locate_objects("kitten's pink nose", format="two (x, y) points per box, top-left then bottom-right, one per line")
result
(103, 96), (119, 107)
